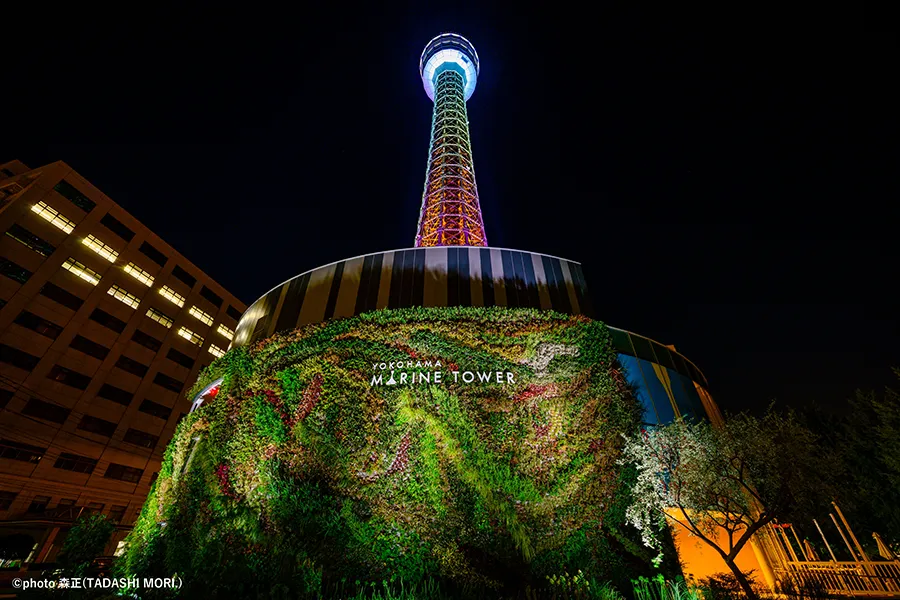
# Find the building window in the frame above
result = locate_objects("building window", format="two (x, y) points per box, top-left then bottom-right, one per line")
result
(153, 372), (184, 393)
(41, 282), (83, 311)
(226, 305), (242, 321)
(108, 505), (127, 523)
(47, 365), (91, 390)
(69, 335), (110, 360)
(146, 307), (174, 329)
(108, 284), (141, 309)
(123, 262), (154, 287)
(217, 324), (234, 341)
(208, 344), (225, 359)
(61, 257), (101, 285)
(0, 439), (46, 464)
(0, 389), (13, 409)
(89, 308), (126, 333)
(139, 399), (172, 420)
(123, 428), (159, 450)
(22, 398), (70, 424)
(0, 182), (25, 204)
(199, 285), (223, 308)
(171, 265), (196, 288)
(6, 224), (56, 257)
(77, 415), (117, 437)
(54, 452), (98, 474)
(31, 201), (76, 233)
(97, 383), (133, 406)
(0, 491), (18, 510)
(115, 355), (149, 378)
(85, 502), (105, 514)
(99, 213), (135, 242)
(158, 285), (185, 307)
(131, 329), (162, 352)
(28, 495), (51, 513)
(14, 311), (64, 339)
(177, 327), (203, 346)
(188, 305), (213, 326)
(53, 180), (96, 212)
(139, 241), (167, 266)
(0, 343), (41, 371)
(104, 463), (143, 483)
(81, 234), (118, 263)
(166, 348), (195, 369)
(0, 257), (32, 283)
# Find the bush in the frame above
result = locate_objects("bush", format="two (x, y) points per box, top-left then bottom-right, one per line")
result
(775, 575), (833, 600)
(696, 572), (763, 600)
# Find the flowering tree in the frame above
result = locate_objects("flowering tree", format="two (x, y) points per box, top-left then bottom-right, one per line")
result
(621, 410), (831, 600)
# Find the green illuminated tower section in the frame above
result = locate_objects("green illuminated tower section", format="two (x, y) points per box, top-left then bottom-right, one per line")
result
(415, 33), (488, 247)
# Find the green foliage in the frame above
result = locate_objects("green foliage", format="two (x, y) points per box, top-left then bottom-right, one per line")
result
(19, 514), (116, 600)
(696, 572), (766, 600)
(632, 575), (702, 600)
(773, 573), (831, 600)
(119, 307), (654, 598)
(57, 513), (116, 576)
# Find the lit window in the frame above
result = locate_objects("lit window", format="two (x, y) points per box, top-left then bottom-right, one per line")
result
(81, 235), (118, 263)
(108, 285), (141, 309)
(217, 324), (234, 341)
(123, 262), (154, 287)
(188, 306), (213, 326)
(177, 327), (204, 346)
(61, 257), (101, 285)
(31, 201), (76, 234)
(208, 344), (225, 359)
(158, 285), (185, 308)
(146, 308), (174, 329)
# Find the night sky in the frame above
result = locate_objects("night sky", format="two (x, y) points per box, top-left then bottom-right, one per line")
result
(6, 5), (898, 414)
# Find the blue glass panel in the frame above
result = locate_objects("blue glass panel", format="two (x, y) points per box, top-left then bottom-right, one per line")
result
(668, 368), (707, 422)
(636, 357), (677, 424)
(617, 354), (658, 425)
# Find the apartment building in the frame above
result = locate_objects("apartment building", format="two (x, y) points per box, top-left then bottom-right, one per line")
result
(0, 159), (245, 564)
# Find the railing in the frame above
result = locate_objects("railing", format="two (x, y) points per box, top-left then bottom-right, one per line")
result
(776, 560), (900, 597)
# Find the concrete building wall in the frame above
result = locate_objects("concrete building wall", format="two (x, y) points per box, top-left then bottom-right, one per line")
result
(0, 160), (245, 562)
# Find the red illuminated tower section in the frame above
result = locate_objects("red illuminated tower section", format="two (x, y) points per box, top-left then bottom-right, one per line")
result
(415, 34), (488, 248)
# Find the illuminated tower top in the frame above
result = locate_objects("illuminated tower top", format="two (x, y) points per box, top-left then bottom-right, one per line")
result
(415, 33), (488, 248)
(419, 33), (480, 101)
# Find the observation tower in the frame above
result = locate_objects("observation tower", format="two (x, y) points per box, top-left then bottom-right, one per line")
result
(415, 33), (488, 247)
(225, 33), (719, 431)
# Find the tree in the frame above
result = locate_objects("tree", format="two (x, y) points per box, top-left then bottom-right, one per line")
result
(802, 370), (900, 550)
(20, 513), (116, 600)
(56, 512), (116, 577)
(621, 409), (833, 600)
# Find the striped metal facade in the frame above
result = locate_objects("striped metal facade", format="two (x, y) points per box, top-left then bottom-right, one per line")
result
(231, 247), (722, 427)
(233, 247), (591, 348)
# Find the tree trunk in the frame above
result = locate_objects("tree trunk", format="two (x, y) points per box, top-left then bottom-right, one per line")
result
(723, 557), (759, 600)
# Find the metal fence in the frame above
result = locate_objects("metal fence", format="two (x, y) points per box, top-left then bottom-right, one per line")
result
(776, 560), (900, 597)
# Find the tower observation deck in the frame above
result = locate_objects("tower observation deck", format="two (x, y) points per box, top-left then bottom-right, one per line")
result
(415, 33), (488, 247)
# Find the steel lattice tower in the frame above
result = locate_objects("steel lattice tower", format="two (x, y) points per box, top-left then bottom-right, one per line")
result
(415, 34), (488, 248)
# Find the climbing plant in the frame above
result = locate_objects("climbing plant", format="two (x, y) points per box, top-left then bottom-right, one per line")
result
(118, 307), (656, 598)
